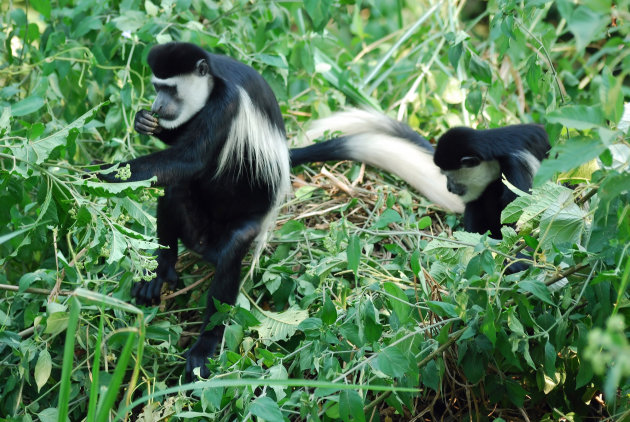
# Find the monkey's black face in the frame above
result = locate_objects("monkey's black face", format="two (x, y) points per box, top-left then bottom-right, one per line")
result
(151, 86), (182, 121)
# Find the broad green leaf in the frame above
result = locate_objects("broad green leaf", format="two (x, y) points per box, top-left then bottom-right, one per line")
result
(420, 359), (441, 391)
(30, 0), (52, 18)
(249, 396), (283, 422)
(374, 347), (409, 378)
(268, 364), (289, 401)
(566, 6), (608, 52)
(44, 312), (69, 336)
(13, 103), (104, 164)
(253, 307), (309, 344)
(81, 178), (154, 196)
(304, 0), (332, 30)
(11, 96), (45, 117)
(339, 390), (365, 422)
(538, 190), (586, 250)
(506, 379), (527, 408)
(383, 282), (412, 325)
(35, 349), (52, 392)
(37, 408), (58, 422)
(346, 234), (360, 277)
(469, 54), (492, 84)
(534, 137), (607, 185)
(480, 304), (496, 346)
(0, 308), (12, 326)
(518, 280), (554, 306)
(373, 208), (402, 229)
(427, 301), (458, 318)
(547, 106), (605, 130)
(576, 359), (594, 388)
(321, 293), (337, 326)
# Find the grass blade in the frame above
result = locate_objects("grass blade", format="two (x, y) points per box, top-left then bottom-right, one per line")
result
(96, 330), (136, 422)
(86, 312), (104, 422)
(58, 295), (81, 422)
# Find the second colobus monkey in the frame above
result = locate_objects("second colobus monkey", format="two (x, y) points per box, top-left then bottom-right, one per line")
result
(433, 125), (550, 238)
(304, 110), (550, 271)
(97, 43), (461, 379)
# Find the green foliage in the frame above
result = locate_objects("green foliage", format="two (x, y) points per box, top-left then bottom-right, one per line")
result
(1, 0), (629, 420)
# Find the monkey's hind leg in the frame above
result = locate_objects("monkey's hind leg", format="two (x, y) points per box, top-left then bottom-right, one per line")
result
(185, 220), (261, 379)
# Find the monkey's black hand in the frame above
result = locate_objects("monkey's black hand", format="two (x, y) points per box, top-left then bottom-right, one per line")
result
(131, 261), (179, 306)
(185, 330), (221, 380)
(134, 109), (162, 135)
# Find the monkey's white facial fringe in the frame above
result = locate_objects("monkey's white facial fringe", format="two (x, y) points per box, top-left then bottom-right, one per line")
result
(217, 87), (291, 274)
(516, 150), (542, 178)
(444, 160), (501, 203)
(152, 74), (213, 129)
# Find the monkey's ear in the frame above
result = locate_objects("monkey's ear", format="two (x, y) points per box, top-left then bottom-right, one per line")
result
(460, 156), (481, 167)
(196, 59), (210, 76)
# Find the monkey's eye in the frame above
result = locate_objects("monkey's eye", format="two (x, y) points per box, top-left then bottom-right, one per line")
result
(460, 156), (480, 167)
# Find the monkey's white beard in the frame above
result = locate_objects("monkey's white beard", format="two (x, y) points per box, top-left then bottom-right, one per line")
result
(444, 160), (501, 203)
(151, 74), (213, 129)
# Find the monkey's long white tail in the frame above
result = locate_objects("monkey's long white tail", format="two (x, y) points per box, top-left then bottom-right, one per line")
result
(292, 109), (465, 213)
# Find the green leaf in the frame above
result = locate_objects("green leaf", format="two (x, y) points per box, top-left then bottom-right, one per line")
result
(321, 293), (337, 326)
(14, 103), (105, 164)
(518, 280), (554, 306)
(82, 178), (154, 196)
(538, 190), (587, 250)
(525, 55), (543, 95)
(566, 6), (608, 51)
(427, 301), (458, 318)
(383, 282), (412, 324)
(534, 137), (607, 185)
(253, 307), (309, 344)
(374, 208), (402, 229)
(374, 347), (409, 378)
(544, 341), (556, 375)
(576, 359), (594, 388)
(35, 349), (52, 392)
(448, 42), (464, 70)
(30, 0), (51, 18)
(480, 304), (496, 346)
(420, 359), (441, 391)
(37, 408), (58, 422)
(44, 312), (69, 336)
(304, 0), (332, 30)
(339, 390), (365, 422)
(346, 234), (361, 277)
(547, 105), (605, 130)
(506, 379), (527, 408)
(469, 55), (492, 84)
(249, 396), (284, 422)
(11, 96), (45, 117)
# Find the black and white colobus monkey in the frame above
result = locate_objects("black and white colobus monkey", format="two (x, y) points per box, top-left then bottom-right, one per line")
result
(433, 125), (550, 238)
(300, 111), (550, 265)
(99, 42), (291, 378)
(98, 43), (462, 378)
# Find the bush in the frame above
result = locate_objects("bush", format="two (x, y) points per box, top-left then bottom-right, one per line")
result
(0, 0), (628, 420)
